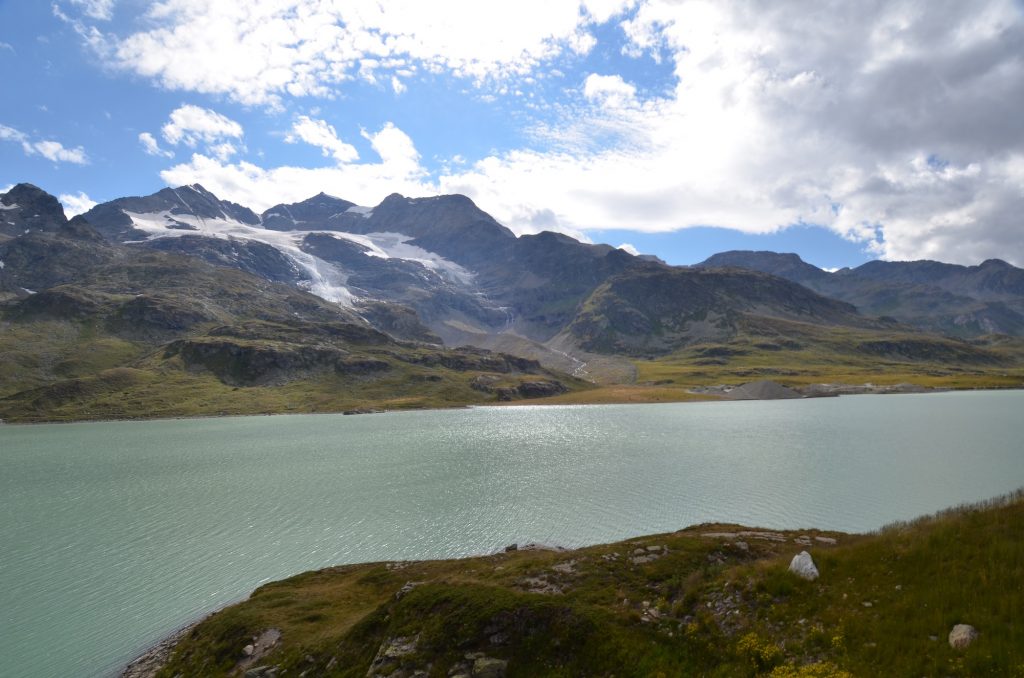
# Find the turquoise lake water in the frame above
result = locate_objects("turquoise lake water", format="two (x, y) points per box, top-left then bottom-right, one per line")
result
(1, 391), (1022, 677)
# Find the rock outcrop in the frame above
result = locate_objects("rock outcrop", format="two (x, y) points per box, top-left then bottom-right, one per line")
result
(788, 551), (819, 580)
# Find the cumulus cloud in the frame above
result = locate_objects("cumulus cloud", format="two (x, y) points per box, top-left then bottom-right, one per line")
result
(161, 104), (243, 147)
(436, 0), (1024, 265)
(0, 123), (88, 164)
(74, 0), (635, 106)
(617, 243), (640, 255)
(150, 105), (248, 164)
(139, 131), (174, 158)
(90, 0), (1024, 265)
(285, 116), (359, 163)
(160, 121), (424, 211)
(59, 191), (98, 217)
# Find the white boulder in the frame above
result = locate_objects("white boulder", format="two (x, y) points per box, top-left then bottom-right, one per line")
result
(948, 624), (978, 649)
(788, 551), (819, 580)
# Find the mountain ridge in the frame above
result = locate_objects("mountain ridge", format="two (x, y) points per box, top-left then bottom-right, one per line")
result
(3, 182), (1023, 422)
(700, 250), (1024, 337)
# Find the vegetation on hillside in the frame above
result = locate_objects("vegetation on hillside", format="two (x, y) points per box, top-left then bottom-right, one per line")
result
(153, 491), (1024, 677)
(0, 232), (586, 423)
(533, 314), (1024, 406)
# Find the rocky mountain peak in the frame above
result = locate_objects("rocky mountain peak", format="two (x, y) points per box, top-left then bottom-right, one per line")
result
(0, 183), (68, 237)
(980, 258), (1011, 269)
(260, 193), (356, 231)
(698, 250), (828, 284)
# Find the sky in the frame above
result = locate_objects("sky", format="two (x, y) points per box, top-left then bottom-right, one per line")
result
(1, 1), (1022, 269)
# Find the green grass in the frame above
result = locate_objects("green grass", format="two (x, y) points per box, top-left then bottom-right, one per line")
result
(0, 322), (594, 422)
(4, 298), (1023, 420)
(526, 320), (1024, 406)
(156, 491), (1024, 677)
(633, 319), (1024, 393)
(0, 362), (586, 423)
(0, 319), (142, 398)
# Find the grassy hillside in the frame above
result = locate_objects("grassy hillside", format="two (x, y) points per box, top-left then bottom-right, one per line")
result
(0, 235), (588, 423)
(562, 265), (889, 357)
(529, 315), (1024, 407)
(632, 317), (1024, 391)
(150, 491), (1024, 677)
(0, 315), (587, 422)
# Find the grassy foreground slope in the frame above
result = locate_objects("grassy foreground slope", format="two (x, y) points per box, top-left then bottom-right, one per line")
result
(155, 492), (1024, 677)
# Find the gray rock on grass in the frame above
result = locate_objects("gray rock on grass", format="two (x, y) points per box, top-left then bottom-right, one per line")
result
(788, 551), (819, 580)
(948, 624), (978, 649)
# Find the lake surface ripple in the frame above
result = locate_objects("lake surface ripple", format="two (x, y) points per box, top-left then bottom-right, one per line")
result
(2, 391), (1022, 677)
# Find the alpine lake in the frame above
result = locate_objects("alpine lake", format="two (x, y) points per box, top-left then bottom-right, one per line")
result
(2, 390), (1023, 677)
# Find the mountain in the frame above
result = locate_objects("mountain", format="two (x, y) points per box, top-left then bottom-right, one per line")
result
(80, 183), (260, 241)
(700, 250), (830, 286)
(260, 192), (356, 231)
(3, 182), (1022, 422)
(699, 251), (1024, 337)
(74, 186), (644, 378)
(0, 188), (583, 422)
(0, 183), (68, 238)
(561, 264), (893, 357)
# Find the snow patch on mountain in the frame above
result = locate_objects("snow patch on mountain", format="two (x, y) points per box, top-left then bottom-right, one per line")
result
(118, 207), (477, 306)
(123, 209), (354, 305)
(344, 205), (373, 217)
(0, 202), (19, 210)
(365, 232), (474, 284)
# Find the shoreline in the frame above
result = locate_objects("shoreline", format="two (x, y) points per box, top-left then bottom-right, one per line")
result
(120, 616), (209, 678)
(121, 487), (1024, 677)
(3, 382), (1022, 427)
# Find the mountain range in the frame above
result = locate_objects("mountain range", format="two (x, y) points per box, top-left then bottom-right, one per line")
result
(2, 182), (1023, 421)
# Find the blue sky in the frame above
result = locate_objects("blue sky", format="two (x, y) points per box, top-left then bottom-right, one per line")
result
(2, 1), (1022, 268)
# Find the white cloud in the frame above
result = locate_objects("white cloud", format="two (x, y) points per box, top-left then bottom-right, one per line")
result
(208, 142), (239, 162)
(139, 131), (174, 158)
(583, 73), (637, 108)
(436, 0), (1024, 266)
(390, 76), (407, 95)
(617, 243), (640, 255)
(362, 122), (421, 175)
(69, 0), (115, 21)
(77, 0), (630, 106)
(0, 123), (88, 164)
(159, 121), (425, 212)
(582, 0), (636, 23)
(161, 104), (243, 147)
(0, 124), (23, 143)
(59, 191), (98, 217)
(33, 141), (88, 164)
(285, 116), (359, 163)
(73, 0), (1024, 266)
(0, 42), (14, 53)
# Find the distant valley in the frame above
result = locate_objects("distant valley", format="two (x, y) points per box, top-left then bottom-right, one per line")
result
(2, 182), (1023, 422)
